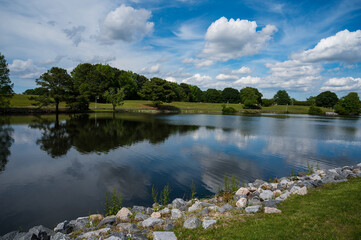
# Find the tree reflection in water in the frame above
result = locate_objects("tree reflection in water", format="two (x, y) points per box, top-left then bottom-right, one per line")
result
(0, 116), (14, 172)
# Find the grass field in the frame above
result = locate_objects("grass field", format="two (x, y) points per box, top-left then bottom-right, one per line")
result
(8, 94), (333, 114)
(174, 178), (361, 240)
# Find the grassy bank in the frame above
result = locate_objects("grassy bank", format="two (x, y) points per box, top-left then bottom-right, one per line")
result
(8, 94), (333, 114)
(174, 178), (361, 240)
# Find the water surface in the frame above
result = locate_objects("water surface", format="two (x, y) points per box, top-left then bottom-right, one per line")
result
(0, 113), (360, 234)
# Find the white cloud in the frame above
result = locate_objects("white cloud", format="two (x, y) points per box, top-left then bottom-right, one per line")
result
(321, 77), (361, 92)
(173, 24), (204, 40)
(9, 59), (45, 79)
(183, 58), (214, 67)
(201, 17), (277, 61)
(139, 63), (160, 74)
(231, 66), (252, 75)
(292, 29), (361, 64)
(101, 5), (154, 42)
(165, 77), (177, 82)
(182, 73), (212, 85)
(234, 76), (262, 85)
(216, 74), (238, 80)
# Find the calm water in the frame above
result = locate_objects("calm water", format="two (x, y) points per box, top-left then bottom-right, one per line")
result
(0, 113), (360, 234)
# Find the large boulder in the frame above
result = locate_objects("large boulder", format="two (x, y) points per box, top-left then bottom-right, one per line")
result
(245, 205), (261, 213)
(153, 232), (177, 240)
(236, 198), (247, 208)
(172, 198), (187, 209)
(89, 214), (104, 222)
(218, 203), (233, 213)
(235, 187), (249, 196)
(134, 212), (149, 221)
(202, 220), (217, 229)
(116, 208), (132, 221)
(68, 217), (89, 232)
(259, 190), (273, 201)
(131, 206), (146, 214)
(117, 223), (138, 233)
(188, 202), (202, 212)
(171, 209), (184, 220)
(52, 232), (70, 240)
(296, 186), (308, 195)
(97, 215), (117, 228)
(151, 212), (161, 218)
(183, 218), (201, 229)
(54, 220), (71, 234)
(142, 217), (165, 228)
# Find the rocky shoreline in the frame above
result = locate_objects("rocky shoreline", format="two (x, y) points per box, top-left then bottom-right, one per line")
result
(2, 163), (361, 240)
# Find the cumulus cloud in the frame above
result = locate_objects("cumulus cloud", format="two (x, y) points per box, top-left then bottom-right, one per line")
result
(183, 58), (214, 67)
(292, 30), (361, 64)
(216, 74), (238, 80)
(234, 76), (262, 85)
(182, 73), (212, 85)
(231, 66), (252, 74)
(101, 5), (154, 42)
(165, 77), (177, 82)
(201, 17), (277, 61)
(9, 59), (45, 79)
(139, 64), (160, 74)
(63, 25), (86, 46)
(321, 77), (361, 92)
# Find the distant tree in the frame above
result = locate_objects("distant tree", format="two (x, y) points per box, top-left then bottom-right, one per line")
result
(180, 83), (192, 102)
(23, 87), (49, 95)
(189, 85), (203, 102)
(240, 87), (262, 104)
(133, 73), (149, 98)
(334, 92), (361, 115)
(32, 67), (72, 114)
(307, 96), (316, 105)
(204, 88), (221, 103)
(103, 88), (125, 111)
(221, 87), (240, 103)
(315, 91), (338, 108)
(138, 77), (176, 106)
(0, 53), (14, 108)
(118, 70), (137, 99)
(273, 90), (291, 105)
(261, 98), (274, 107)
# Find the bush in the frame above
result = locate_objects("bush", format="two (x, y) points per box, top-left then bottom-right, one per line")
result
(243, 99), (261, 109)
(261, 98), (274, 107)
(308, 105), (324, 115)
(104, 189), (122, 216)
(222, 104), (237, 113)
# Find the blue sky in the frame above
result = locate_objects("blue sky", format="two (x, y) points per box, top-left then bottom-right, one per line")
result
(1, 0), (361, 99)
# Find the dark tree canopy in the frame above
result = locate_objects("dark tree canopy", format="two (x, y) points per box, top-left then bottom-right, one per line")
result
(240, 87), (263, 104)
(0, 53), (14, 107)
(273, 90), (291, 105)
(315, 91), (338, 108)
(221, 87), (240, 103)
(138, 77), (176, 105)
(335, 92), (361, 115)
(190, 85), (203, 102)
(23, 87), (49, 95)
(204, 88), (221, 103)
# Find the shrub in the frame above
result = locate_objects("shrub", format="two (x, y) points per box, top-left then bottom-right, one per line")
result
(222, 104), (237, 113)
(104, 189), (122, 216)
(308, 105), (324, 115)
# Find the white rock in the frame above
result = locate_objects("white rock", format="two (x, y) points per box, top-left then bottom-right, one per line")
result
(79, 228), (110, 238)
(273, 190), (282, 197)
(188, 202), (202, 212)
(142, 217), (165, 228)
(260, 190), (273, 200)
(357, 163), (361, 167)
(183, 217), (201, 229)
(202, 220), (217, 229)
(171, 209), (184, 220)
(310, 175), (321, 181)
(264, 207), (282, 214)
(236, 198), (247, 208)
(159, 208), (170, 215)
(116, 207), (132, 221)
(235, 187), (249, 196)
(151, 212), (161, 218)
(245, 205), (261, 213)
(153, 231), (177, 240)
(296, 186), (308, 195)
(290, 186), (300, 193)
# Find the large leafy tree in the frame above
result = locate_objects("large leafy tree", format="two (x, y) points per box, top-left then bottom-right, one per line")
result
(273, 90), (291, 105)
(138, 77), (176, 106)
(118, 70), (137, 99)
(221, 87), (240, 103)
(204, 88), (221, 103)
(33, 67), (72, 114)
(335, 92), (361, 115)
(0, 53), (14, 108)
(240, 87), (262, 105)
(315, 91), (338, 108)
(190, 85), (203, 102)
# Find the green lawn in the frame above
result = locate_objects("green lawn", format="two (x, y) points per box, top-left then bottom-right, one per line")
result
(174, 178), (361, 240)
(9, 94), (333, 114)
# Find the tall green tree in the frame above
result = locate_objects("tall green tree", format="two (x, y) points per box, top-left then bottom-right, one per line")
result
(180, 83), (192, 102)
(190, 85), (203, 102)
(23, 87), (48, 95)
(33, 67), (71, 114)
(273, 90), (291, 105)
(240, 87), (262, 104)
(0, 53), (14, 108)
(334, 92), (361, 115)
(118, 71), (137, 99)
(204, 89), (221, 103)
(138, 77), (176, 106)
(103, 88), (125, 111)
(221, 87), (240, 103)
(315, 91), (338, 108)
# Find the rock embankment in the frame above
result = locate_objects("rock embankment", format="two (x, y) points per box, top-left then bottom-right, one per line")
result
(2, 163), (360, 240)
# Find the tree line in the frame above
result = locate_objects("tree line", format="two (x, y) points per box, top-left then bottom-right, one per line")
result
(0, 52), (360, 115)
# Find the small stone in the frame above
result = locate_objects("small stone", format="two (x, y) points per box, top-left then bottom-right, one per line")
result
(163, 222), (175, 231)
(273, 190), (282, 197)
(218, 203), (233, 213)
(172, 198), (187, 209)
(131, 206), (146, 214)
(202, 220), (217, 229)
(54, 220), (70, 233)
(290, 186), (301, 193)
(197, 208), (210, 216)
(151, 212), (161, 218)
(79, 228), (110, 239)
(171, 209), (184, 220)
(153, 231), (177, 240)
(260, 190), (273, 200)
(208, 206), (218, 211)
(28, 225), (55, 239)
(245, 205), (261, 213)
(262, 200), (281, 208)
(116, 207), (132, 221)
(236, 198), (247, 208)
(248, 198), (261, 206)
(253, 179), (266, 188)
(97, 215), (116, 227)
(188, 202), (202, 212)
(134, 212), (149, 221)
(105, 236), (126, 240)
(145, 207), (154, 215)
(296, 186), (308, 195)
(159, 208), (170, 215)
(117, 223), (138, 233)
(277, 191), (291, 201)
(183, 217), (201, 229)
(235, 187), (249, 196)
(89, 214), (104, 222)
(264, 207), (282, 214)
(142, 217), (165, 228)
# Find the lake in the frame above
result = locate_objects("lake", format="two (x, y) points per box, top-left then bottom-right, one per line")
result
(0, 113), (360, 234)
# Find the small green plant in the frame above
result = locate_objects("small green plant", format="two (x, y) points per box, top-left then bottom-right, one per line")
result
(104, 189), (122, 216)
(152, 185), (158, 205)
(307, 160), (315, 175)
(224, 174), (230, 193)
(231, 175), (239, 192)
(160, 184), (171, 206)
(191, 180), (197, 199)
(222, 104), (237, 114)
(268, 177), (273, 183)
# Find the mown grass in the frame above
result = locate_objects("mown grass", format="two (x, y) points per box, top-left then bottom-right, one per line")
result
(9, 94), (333, 114)
(174, 178), (361, 240)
